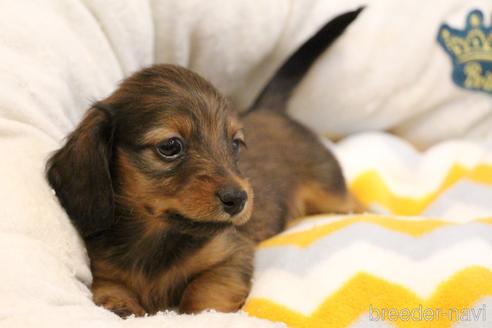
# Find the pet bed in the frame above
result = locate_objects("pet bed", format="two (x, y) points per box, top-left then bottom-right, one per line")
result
(1, 1), (491, 327)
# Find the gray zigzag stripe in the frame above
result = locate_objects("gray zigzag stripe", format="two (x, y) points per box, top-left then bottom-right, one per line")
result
(256, 222), (492, 275)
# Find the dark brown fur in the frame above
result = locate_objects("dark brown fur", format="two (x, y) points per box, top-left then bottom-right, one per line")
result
(47, 10), (363, 317)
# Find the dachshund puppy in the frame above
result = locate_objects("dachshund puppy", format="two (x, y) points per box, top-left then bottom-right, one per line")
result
(47, 9), (362, 317)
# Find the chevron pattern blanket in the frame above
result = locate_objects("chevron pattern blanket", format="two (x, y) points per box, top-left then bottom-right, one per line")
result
(244, 133), (492, 327)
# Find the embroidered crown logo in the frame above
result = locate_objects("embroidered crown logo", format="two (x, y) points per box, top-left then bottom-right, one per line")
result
(438, 9), (492, 94)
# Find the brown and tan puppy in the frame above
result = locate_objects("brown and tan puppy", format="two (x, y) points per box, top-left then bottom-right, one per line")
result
(46, 9), (363, 317)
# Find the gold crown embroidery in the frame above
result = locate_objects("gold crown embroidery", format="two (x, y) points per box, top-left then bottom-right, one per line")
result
(438, 10), (492, 94)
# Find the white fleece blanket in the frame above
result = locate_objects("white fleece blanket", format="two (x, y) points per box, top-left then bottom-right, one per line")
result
(0, 0), (491, 327)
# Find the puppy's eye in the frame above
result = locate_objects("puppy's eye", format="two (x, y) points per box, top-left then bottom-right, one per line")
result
(232, 137), (246, 155)
(156, 137), (184, 160)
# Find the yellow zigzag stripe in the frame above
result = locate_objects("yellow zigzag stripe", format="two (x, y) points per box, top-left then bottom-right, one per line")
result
(259, 215), (451, 248)
(351, 164), (492, 216)
(480, 218), (492, 224)
(244, 266), (492, 328)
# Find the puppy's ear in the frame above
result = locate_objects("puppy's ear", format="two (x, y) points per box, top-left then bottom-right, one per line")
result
(47, 105), (115, 238)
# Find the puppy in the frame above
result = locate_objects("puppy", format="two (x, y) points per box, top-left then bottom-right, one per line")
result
(47, 9), (362, 316)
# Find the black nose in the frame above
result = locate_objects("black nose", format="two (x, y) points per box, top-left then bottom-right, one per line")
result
(216, 187), (247, 216)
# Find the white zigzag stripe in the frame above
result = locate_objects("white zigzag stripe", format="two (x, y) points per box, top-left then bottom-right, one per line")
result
(334, 133), (492, 196)
(250, 240), (492, 315)
(277, 214), (443, 235)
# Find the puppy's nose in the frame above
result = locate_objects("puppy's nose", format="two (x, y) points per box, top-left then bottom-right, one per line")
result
(216, 187), (247, 216)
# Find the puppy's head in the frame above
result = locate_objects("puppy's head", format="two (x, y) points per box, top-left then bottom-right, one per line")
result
(47, 65), (253, 238)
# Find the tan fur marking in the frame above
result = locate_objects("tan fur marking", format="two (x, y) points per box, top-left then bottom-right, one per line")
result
(228, 117), (243, 137)
(142, 115), (192, 145)
(292, 181), (365, 217)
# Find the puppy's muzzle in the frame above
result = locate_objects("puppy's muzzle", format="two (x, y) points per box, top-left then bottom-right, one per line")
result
(216, 186), (247, 216)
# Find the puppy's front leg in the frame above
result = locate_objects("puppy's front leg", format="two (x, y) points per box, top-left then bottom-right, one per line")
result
(92, 279), (146, 317)
(179, 238), (254, 314)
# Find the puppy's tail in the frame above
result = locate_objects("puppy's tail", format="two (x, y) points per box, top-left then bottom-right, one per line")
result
(249, 7), (364, 112)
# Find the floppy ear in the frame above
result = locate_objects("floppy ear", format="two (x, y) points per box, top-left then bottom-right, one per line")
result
(47, 106), (115, 238)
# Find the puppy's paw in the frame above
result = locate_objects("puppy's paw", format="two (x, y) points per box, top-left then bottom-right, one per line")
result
(179, 288), (247, 314)
(92, 280), (146, 318)
(179, 240), (253, 314)
(94, 293), (145, 317)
